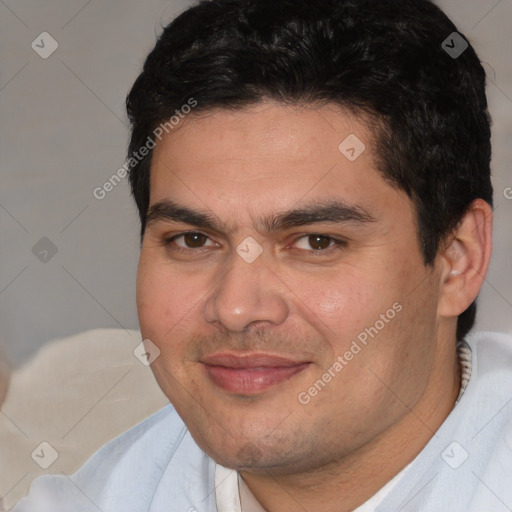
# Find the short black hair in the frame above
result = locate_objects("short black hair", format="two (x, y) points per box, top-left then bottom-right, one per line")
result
(126, 0), (493, 341)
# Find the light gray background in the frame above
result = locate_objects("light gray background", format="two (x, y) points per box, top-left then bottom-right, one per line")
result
(1, 0), (511, 368)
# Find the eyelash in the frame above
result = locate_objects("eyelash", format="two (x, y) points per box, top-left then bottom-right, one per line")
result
(161, 231), (347, 255)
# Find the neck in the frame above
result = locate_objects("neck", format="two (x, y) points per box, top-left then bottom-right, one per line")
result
(240, 339), (462, 512)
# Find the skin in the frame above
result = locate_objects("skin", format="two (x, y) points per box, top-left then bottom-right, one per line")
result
(136, 100), (493, 512)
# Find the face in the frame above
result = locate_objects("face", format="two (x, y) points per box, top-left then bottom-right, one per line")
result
(136, 101), (443, 475)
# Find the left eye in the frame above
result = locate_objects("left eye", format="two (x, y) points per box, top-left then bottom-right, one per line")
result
(293, 234), (341, 252)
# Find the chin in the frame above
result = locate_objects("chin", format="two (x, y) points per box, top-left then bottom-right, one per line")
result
(195, 426), (319, 475)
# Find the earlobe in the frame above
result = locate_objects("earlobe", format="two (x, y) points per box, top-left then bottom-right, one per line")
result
(438, 199), (493, 318)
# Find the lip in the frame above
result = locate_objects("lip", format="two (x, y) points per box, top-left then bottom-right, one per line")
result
(201, 352), (310, 394)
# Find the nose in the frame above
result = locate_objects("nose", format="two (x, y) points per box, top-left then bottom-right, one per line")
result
(203, 248), (289, 332)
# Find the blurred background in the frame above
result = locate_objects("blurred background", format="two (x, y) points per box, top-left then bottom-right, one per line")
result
(1, 0), (192, 367)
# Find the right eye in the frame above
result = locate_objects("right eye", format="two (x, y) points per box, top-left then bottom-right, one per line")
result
(162, 231), (219, 253)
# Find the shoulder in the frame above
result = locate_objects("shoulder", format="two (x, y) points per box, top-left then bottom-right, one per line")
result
(466, 330), (512, 384)
(462, 331), (512, 506)
(78, 402), (187, 477)
(463, 331), (512, 477)
(462, 330), (512, 421)
(10, 404), (192, 512)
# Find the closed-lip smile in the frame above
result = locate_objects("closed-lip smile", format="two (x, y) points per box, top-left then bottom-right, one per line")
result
(200, 352), (311, 394)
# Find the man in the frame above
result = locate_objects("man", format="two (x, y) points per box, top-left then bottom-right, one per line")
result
(12, 0), (512, 511)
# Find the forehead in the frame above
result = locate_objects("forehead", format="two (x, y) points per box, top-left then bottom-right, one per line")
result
(151, 100), (374, 178)
(148, 101), (411, 233)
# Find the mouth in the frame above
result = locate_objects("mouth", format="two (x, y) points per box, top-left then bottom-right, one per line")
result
(200, 353), (311, 395)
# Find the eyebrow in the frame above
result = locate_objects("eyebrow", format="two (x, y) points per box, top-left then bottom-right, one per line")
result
(145, 198), (377, 234)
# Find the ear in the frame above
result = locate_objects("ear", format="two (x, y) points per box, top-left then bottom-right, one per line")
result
(437, 199), (493, 319)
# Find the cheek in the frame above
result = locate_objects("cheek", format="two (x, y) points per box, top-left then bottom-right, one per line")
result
(136, 260), (198, 338)
(297, 270), (374, 338)
(136, 263), (201, 392)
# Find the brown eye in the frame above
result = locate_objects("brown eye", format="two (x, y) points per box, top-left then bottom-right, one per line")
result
(182, 232), (208, 248)
(294, 234), (335, 251)
(307, 235), (332, 250)
(163, 232), (217, 251)
(292, 234), (346, 254)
